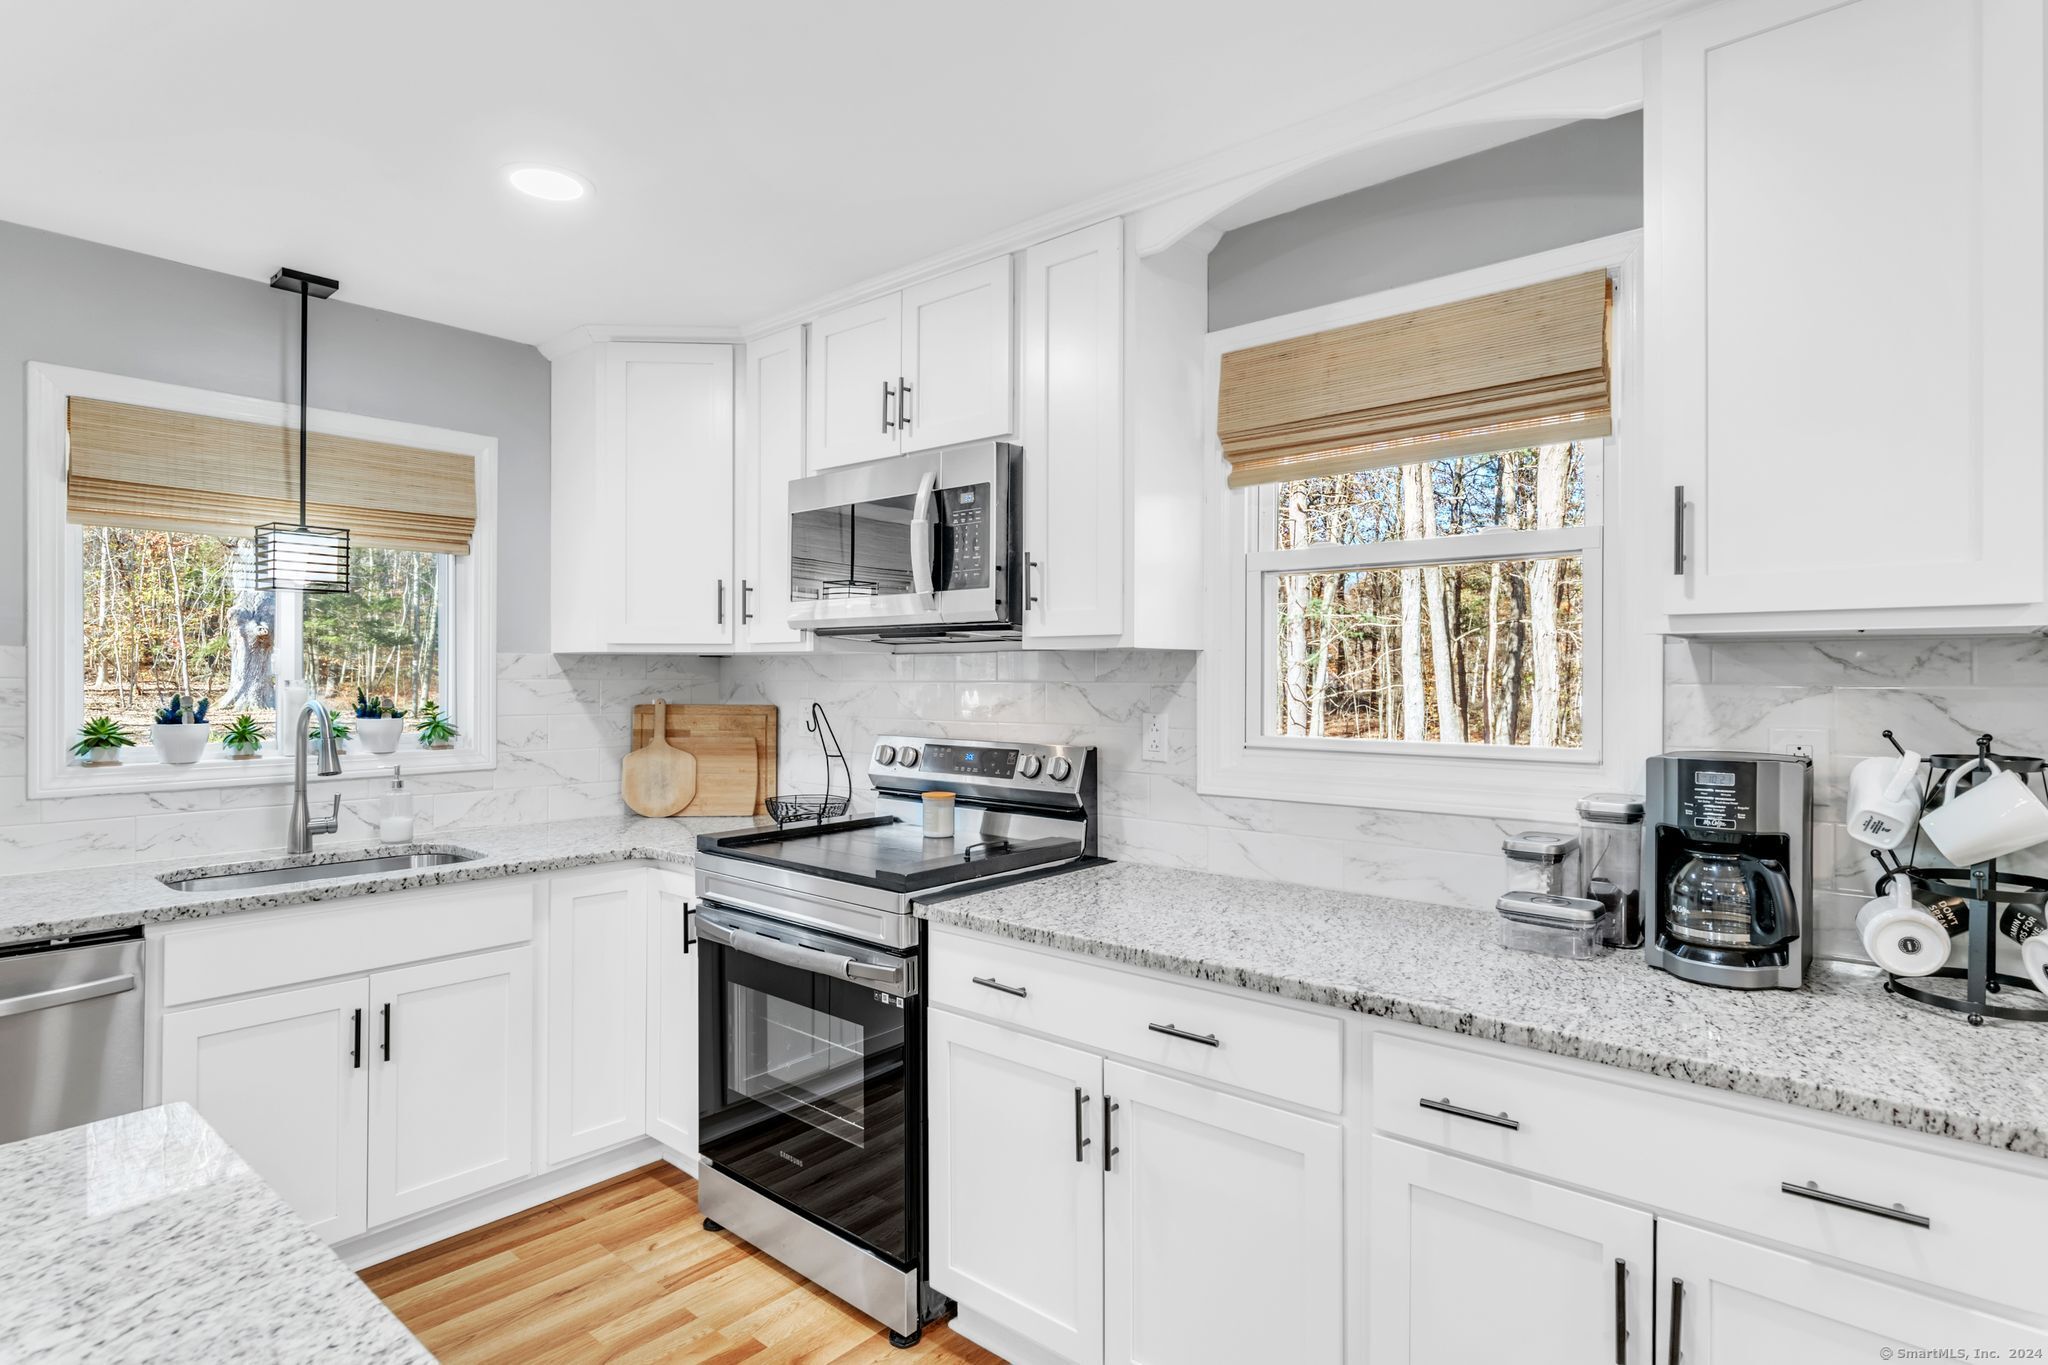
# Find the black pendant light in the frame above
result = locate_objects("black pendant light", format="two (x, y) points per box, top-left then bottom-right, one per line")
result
(255, 266), (351, 593)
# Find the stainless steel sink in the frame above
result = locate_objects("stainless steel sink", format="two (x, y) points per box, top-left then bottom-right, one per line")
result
(158, 849), (480, 893)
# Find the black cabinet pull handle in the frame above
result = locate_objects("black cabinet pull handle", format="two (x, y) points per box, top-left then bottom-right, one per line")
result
(1672, 485), (1687, 575)
(972, 975), (1027, 998)
(351, 1007), (363, 1069)
(682, 902), (694, 956)
(380, 1002), (392, 1062)
(1667, 1279), (1683, 1365)
(1419, 1096), (1519, 1130)
(716, 578), (726, 626)
(1779, 1180), (1930, 1228)
(1025, 554), (1042, 608)
(882, 380), (896, 434)
(1147, 1022), (1219, 1047)
(1073, 1088), (1091, 1164)
(740, 580), (754, 625)
(898, 377), (912, 431)
(1614, 1258), (1627, 1365)
(1103, 1094), (1121, 1171)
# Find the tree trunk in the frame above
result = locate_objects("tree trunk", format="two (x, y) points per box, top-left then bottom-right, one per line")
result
(1282, 490), (1312, 734)
(164, 535), (193, 695)
(1399, 466), (1427, 740)
(1528, 443), (1571, 747)
(220, 542), (275, 712)
(1308, 581), (1331, 737)
(1414, 467), (1461, 742)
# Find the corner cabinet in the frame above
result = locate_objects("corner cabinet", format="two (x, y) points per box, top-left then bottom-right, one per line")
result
(1653, 0), (2047, 632)
(806, 255), (1014, 471)
(551, 340), (736, 652)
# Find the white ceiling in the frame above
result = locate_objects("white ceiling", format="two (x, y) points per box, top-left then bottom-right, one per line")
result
(0, 0), (1636, 345)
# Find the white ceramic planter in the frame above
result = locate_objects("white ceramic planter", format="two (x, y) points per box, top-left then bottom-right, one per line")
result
(78, 748), (124, 767)
(358, 717), (403, 754)
(152, 722), (211, 765)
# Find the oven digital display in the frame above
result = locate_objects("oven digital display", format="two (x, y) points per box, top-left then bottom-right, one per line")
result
(921, 744), (1017, 779)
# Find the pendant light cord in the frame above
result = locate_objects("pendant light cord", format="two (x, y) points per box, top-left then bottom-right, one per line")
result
(298, 278), (310, 529)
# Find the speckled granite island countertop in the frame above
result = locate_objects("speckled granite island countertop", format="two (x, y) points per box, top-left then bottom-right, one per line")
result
(924, 861), (2048, 1160)
(0, 1103), (431, 1363)
(0, 813), (758, 944)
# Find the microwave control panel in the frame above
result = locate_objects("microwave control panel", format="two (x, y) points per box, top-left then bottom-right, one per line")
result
(937, 484), (991, 589)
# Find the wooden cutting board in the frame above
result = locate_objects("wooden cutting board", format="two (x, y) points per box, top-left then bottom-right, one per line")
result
(628, 703), (776, 817)
(619, 701), (697, 818)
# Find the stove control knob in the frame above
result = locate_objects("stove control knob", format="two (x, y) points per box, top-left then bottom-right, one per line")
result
(897, 746), (921, 768)
(874, 744), (898, 766)
(1018, 754), (1044, 779)
(1047, 756), (1073, 782)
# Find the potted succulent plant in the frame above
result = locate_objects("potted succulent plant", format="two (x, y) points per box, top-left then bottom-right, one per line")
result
(354, 688), (406, 754)
(307, 713), (353, 754)
(71, 715), (135, 766)
(219, 712), (266, 759)
(151, 695), (211, 765)
(414, 700), (458, 750)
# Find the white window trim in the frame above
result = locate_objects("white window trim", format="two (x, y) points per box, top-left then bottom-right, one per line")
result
(24, 362), (498, 800)
(1197, 232), (1659, 823)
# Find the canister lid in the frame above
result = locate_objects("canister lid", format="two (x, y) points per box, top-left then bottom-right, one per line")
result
(1577, 792), (1645, 824)
(1496, 890), (1609, 927)
(922, 790), (955, 803)
(1502, 830), (1577, 862)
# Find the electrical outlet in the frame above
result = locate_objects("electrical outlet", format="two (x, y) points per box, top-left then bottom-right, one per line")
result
(1769, 726), (1830, 776)
(1142, 712), (1168, 762)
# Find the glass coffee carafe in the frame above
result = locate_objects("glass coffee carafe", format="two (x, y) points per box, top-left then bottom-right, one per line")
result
(1664, 850), (1796, 950)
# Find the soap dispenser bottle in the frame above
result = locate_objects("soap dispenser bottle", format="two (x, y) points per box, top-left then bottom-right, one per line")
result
(378, 766), (415, 844)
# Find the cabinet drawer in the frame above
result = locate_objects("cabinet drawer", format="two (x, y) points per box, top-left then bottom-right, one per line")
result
(1373, 1031), (2047, 1310)
(158, 883), (537, 1006)
(930, 928), (1343, 1114)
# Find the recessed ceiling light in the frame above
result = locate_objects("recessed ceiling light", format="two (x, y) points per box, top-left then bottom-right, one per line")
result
(506, 165), (589, 202)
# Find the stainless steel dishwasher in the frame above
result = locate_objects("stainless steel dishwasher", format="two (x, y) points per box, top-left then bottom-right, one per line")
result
(0, 927), (144, 1143)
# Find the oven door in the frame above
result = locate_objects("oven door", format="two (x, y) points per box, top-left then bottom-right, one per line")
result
(696, 902), (922, 1268)
(787, 443), (1014, 632)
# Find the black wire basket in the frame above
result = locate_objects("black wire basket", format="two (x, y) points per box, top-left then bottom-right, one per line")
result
(764, 703), (851, 826)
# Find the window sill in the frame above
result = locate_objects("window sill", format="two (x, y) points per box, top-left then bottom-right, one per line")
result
(32, 745), (495, 800)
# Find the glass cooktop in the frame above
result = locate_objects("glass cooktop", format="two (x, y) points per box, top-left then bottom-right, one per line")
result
(701, 816), (1085, 893)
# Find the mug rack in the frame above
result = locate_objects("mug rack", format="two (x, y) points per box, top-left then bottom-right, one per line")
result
(1875, 732), (2048, 1026)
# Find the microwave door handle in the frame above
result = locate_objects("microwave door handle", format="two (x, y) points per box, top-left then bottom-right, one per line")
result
(910, 469), (939, 597)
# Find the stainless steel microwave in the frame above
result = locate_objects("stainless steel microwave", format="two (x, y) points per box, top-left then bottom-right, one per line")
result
(787, 442), (1021, 642)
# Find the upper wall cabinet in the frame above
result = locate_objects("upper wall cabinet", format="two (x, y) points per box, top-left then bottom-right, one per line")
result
(551, 341), (736, 653)
(1654, 0), (2046, 633)
(1019, 220), (1208, 650)
(738, 325), (809, 650)
(806, 257), (1014, 471)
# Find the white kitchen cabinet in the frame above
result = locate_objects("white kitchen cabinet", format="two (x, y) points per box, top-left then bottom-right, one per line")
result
(1102, 1061), (1342, 1365)
(160, 978), (370, 1243)
(806, 257), (1015, 472)
(807, 292), (906, 472)
(929, 1009), (1105, 1365)
(738, 325), (809, 649)
(550, 340), (734, 652)
(1655, 0), (2046, 631)
(1018, 220), (1207, 649)
(1657, 1220), (2048, 1362)
(901, 256), (1013, 454)
(1369, 1136), (1654, 1364)
(644, 870), (700, 1158)
(368, 946), (534, 1226)
(544, 874), (647, 1165)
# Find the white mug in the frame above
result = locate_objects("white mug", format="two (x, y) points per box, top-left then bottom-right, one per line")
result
(1845, 750), (1923, 850)
(1856, 879), (1949, 976)
(1919, 762), (2048, 867)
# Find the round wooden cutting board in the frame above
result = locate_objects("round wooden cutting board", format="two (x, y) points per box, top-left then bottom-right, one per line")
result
(620, 700), (698, 817)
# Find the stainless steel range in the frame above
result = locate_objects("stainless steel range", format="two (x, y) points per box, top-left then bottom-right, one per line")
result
(692, 735), (1100, 1348)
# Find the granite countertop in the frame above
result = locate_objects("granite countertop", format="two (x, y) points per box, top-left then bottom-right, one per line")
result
(926, 861), (2048, 1161)
(0, 813), (758, 944)
(0, 1103), (431, 1363)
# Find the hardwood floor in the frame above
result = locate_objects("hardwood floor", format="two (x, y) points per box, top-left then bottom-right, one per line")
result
(361, 1164), (1002, 1364)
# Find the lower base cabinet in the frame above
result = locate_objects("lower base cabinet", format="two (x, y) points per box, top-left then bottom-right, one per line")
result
(1656, 1220), (2048, 1363)
(927, 1008), (1343, 1365)
(1369, 1136), (1654, 1364)
(644, 870), (699, 1157)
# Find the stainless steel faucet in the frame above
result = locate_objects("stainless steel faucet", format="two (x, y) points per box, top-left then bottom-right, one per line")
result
(289, 697), (344, 855)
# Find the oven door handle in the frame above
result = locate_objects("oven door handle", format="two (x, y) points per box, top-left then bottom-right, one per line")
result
(694, 913), (916, 994)
(909, 469), (939, 599)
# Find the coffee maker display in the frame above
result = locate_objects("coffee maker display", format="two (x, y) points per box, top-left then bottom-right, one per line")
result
(1643, 751), (1814, 989)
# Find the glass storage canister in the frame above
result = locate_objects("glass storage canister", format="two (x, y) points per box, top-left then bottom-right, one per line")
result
(1502, 831), (1579, 896)
(1576, 792), (1646, 948)
(1496, 891), (1613, 959)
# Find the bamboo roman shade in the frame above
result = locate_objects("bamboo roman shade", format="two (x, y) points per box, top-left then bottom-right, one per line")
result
(65, 397), (477, 554)
(1216, 269), (1613, 488)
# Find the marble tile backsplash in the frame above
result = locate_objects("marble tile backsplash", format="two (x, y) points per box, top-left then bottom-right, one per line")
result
(1664, 635), (2048, 966)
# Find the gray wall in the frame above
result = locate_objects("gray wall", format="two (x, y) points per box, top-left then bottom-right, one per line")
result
(1208, 112), (1644, 330)
(0, 220), (551, 649)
